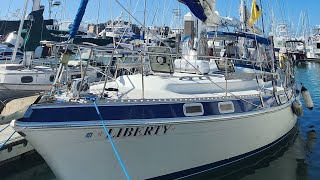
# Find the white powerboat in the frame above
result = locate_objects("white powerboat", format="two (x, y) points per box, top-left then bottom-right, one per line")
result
(99, 13), (136, 39)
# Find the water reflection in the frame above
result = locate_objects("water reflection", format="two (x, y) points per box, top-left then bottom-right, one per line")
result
(239, 132), (310, 180)
(3, 163), (54, 180)
(306, 128), (317, 153)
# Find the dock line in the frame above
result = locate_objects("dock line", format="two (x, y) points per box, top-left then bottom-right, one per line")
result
(93, 100), (131, 180)
(0, 124), (10, 133)
(0, 131), (16, 150)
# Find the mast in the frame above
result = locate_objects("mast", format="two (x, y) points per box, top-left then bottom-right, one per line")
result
(49, 0), (53, 19)
(143, 0), (147, 41)
(178, 2), (181, 32)
(109, 0), (116, 47)
(259, 0), (265, 35)
(240, 0), (248, 59)
(33, 0), (41, 11)
(12, 0), (30, 62)
(240, 0), (246, 32)
(128, 0), (131, 23)
(96, 0), (101, 36)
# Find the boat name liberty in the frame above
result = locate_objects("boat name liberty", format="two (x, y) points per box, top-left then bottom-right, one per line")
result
(90, 125), (174, 139)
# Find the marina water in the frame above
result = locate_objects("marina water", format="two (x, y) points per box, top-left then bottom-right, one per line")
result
(3, 62), (320, 180)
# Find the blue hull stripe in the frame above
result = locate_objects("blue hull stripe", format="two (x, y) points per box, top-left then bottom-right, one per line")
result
(148, 124), (297, 180)
(20, 97), (278, 123)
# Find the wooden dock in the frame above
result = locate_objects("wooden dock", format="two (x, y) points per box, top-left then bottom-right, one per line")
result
(0, 124), (34, 166)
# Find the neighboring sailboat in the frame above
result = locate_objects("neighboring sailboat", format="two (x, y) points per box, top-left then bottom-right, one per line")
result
(0, 1), (104, 101)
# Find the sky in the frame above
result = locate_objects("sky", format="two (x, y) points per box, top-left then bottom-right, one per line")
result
(0, 0), (319, 35)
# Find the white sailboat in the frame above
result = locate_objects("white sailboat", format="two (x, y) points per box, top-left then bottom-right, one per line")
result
(9, 0), (302, 179)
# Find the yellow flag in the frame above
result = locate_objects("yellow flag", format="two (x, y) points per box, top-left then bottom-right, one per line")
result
(249, 0), (262, 25)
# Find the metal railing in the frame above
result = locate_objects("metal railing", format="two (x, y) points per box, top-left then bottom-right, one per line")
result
(39, 41), (287, 105)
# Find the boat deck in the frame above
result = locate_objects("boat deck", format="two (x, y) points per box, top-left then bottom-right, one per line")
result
(88, 71), (278, 100)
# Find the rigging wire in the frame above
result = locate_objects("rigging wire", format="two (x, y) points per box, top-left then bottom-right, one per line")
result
(89, 0), (267, 108)
(0, 0), (14, 37)
(114, 0), (172, 49)
(151, 0), (160, 26)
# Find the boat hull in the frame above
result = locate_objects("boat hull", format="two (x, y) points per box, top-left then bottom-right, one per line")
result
(13, 102), (297, 180)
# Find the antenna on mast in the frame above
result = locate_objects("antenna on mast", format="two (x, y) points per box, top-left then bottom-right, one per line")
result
(48, 0), (61, 19)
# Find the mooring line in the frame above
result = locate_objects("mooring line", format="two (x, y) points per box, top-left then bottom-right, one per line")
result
(93, 100), (131, 180)
(0, 131), (16, 150)
(0, 124), (10, 133)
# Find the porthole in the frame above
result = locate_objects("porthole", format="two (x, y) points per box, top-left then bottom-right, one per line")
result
(183, 103), (204, 117)
(218, 101), (235, 114)
(21, 76), (33, 83)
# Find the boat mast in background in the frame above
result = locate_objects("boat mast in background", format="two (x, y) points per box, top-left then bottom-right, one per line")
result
(11, 0), (30, 63)
(128, 0), (131, 23)
(48, 0), (62, 19)
(33, 0), (41, 12)
(240, 0), (246, 32)
(143, 0), (147, 42)
(96, 0), (101, 35)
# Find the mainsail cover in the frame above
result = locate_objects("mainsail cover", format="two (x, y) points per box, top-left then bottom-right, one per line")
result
(178, 0), (217, 24)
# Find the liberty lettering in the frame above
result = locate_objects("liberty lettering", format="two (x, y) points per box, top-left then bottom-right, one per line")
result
(102, 125), (174, 139)
(144, 126), (154, 135)
(163, 125), (172, 134)
(154, 126), (161, 135)
(123, 128), (135, 137)
(134, 127), (143, 136)
(116, 128), (123, 137)
(108, 129), (113, 137)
